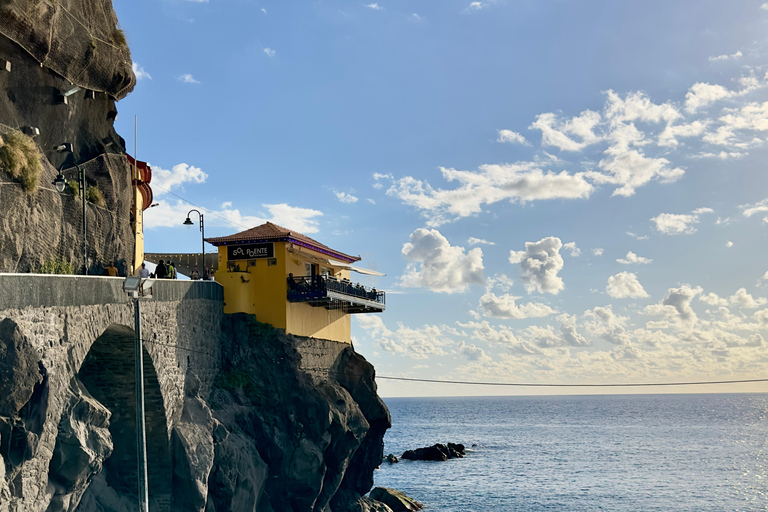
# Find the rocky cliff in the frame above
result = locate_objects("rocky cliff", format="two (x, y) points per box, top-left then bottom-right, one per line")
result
(0, 308), (391, 512)
(0, 0), (136, 274)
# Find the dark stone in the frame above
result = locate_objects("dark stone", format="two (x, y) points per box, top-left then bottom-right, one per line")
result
(384, 454), (398, 464)
(368, 487), (423, 512)
(0, 318), (43, 417)
(401, 443), (465, 462)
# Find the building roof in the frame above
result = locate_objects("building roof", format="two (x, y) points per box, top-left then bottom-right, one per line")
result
(205, 222), (361, 263)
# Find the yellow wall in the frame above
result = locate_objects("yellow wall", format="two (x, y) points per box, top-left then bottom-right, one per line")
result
(132, 181), (144, 276)
(215, 241), (353, 343)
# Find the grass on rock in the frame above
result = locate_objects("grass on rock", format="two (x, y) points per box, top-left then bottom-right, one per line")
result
(0, 130), (41, 192)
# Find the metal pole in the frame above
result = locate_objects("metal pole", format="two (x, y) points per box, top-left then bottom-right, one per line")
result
(134, 299), (150, 512)
(200, 214), (204, 269)
(79, 164), (87, 275)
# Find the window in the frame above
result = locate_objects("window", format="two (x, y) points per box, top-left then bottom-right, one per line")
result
(267, 258), (277, 266)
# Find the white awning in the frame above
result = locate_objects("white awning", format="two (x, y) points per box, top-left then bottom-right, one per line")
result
(327, 259), (385, 276)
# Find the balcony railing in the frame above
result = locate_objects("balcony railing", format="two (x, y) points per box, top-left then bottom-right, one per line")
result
(286, 275), (385, 313)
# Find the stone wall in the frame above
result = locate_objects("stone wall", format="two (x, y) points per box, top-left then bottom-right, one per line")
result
(0, 275), (224, 511)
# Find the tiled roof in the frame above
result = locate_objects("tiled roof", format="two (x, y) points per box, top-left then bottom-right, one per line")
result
(205, 222), (361, 262)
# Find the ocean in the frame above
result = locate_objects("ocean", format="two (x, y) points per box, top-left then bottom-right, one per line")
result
(373, 394), (768, 511)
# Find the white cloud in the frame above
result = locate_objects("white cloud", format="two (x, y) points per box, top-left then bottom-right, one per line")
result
(400, 228), (484, 293)
(151, 163), (208, 194)
(334, 191), (358, 204)
(604, 90), (681, 124)
(411, 13), (423, 21)
(519, 316), (590, 348)
(356, 316), (455, 359)
(387, 163), (593, 226)
(703, 101), (768, 147)
(645, 285), (703, 330)
(762, 2), (768, 9)
(606, 272), (649, 298)
(478, 292), (556, 319)
(468, 1), (484, 10)
(372, 172), (393, 189)
(264, 47), (276, 58)
(468, 237), (495, 246)
(497, 129), (528, 145)
(509, 237), (565, 295)
(657, 120), (708, 147)
(741, 198), (768, 218)
(366, 198), (376, 204)
(583, 306), (631, 345)
(592, 248), (604, 256)
(261, 8), (267, 14)
(264, 203), (323, 233)
(458, 341), (491, 362)
(563, 242), (581, 257)
(365, 3), (382, 9)
(729, 288), (767, 309)
(485, 273), (514, 292)
(529, 110), (602, 151)
(699, 292), (727, 306)
(651, 207), (713, 235)
(132, 62), (151, 80)
(627, 231), (649, 240)
(178, 73), (200, 84)
(617, 251), (652, 265)
(587, 147), (684, 197)
(708, 50), (743, 62)
(726, 241), (734, 248)
(684, 83), (734, 114)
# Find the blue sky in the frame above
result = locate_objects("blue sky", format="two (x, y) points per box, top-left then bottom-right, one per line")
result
(115, 0), (768, 396)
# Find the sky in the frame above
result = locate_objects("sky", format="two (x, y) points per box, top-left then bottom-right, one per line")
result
(114, 0), (768, 397)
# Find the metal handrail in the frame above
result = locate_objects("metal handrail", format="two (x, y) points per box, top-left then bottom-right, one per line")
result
(287, 275), (385, 305)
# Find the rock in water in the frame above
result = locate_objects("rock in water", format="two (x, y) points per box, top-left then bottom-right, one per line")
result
(368, 487), (423, 512)
(401, 442), (466, 461)
(384, 454), (399, 464)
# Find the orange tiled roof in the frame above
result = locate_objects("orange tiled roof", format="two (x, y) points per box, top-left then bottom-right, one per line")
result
(205, 222), (361, 263)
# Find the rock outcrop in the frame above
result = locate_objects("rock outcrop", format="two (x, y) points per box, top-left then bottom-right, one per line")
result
(0, 0), (136, 274)
(368, 488), (423, 512)
(401, 443), (466, 462)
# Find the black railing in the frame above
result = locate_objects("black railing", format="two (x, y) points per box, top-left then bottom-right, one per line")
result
(287, 275), (385, 306)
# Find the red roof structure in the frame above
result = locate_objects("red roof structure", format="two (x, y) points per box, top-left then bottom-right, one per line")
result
(205, 222), (361, 263)
(126, 154), (153, 211)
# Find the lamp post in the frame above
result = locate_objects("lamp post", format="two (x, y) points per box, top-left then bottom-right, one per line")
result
(183, 209), (205, 269)
(52, 143), (87, 275)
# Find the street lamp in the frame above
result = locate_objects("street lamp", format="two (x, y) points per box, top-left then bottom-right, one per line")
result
(183, 209), (205, 268)
(123, 276), (155, 512)
(52, 143), (87, 275)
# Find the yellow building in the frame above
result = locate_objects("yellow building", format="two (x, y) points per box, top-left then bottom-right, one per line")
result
(127, 155), (154, 276)
(205, 222), (385, 343)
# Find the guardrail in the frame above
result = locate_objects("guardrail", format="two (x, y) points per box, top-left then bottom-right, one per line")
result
(287, 275), (385, 306)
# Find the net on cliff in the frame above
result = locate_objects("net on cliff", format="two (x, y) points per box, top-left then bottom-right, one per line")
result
(0, 0), (134, 99)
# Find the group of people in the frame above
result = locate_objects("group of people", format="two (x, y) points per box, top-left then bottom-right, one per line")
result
(286, 273), (381, 302)
(138, 261), (214, 280)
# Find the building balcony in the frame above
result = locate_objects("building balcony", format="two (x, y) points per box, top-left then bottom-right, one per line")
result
(287, 275), (385, 313)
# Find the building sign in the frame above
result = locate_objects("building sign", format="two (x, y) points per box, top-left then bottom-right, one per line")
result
(228, 243), (274, 260)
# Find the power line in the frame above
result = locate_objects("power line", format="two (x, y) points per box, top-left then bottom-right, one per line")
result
(300, 368), (768, 387)
(149, 182), (253, 231)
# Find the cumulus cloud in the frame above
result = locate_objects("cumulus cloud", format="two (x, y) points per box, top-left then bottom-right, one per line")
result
(627, 231), (649, 240)
(704, 100), (768, 147)
(592, 248), (604, 256)
(387, 163), (593, 226)
(372, 172), (393, 189)
(356, 316), (455, 359)
(264, 47), (276, 58)
(484, 273), (514, 292)
(519, 315), (590, 348)
(132, 62), (151, 80)
(151, 163), (208, 194)
(709, 50), (743, 62)
(478, 292), (556, 319)
(685, 83), (734, 114)
(563, 242), (581, 257)
(458, 341), (491, 362)
(365, 3), (382, 9)
(651, 212), (702, 234)
(606, 272), (649, 298)
(509, 237), (565, 295)
(400, 228), (484, 293)
(762, 2), (768, 9)
(617, 251), (652, 265)
(729, 288), (767, 309)
(334, 191), (358, 204)
(699, 292), (727, 306)
(468, 237), (495, 246)
(529, 110), (602, 151)
(178, 73), (200, 84)
(583, 306), (631, 345)
(741, 198), (768, 218)
(497, 129), (528, 145)
(645, 285), (702, 329)
(726, 241), (734, 248)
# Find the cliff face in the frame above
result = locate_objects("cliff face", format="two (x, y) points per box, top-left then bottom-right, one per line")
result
(0, 308), (391, 512)
(0, 0), (135, 274)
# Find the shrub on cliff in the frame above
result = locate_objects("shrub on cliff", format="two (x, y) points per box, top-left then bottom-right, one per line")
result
(86, 185), (105, 206)
(0, 130), (41, 192)
(38, 258), (76, 274)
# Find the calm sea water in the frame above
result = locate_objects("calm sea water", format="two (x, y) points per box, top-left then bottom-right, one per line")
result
(374, 394), (768, 511)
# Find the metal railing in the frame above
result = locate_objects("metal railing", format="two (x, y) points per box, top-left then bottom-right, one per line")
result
(287, 275), (385, 306)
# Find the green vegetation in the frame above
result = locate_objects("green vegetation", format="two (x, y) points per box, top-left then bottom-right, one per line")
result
(0, 130), (41, 193)
(38, 258), (76, 275)
(66, 179), (79, 197)
(86, 185), (104, 206)
(112, 28), (127, 47)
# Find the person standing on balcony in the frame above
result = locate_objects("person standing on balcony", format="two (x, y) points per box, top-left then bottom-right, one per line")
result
(138, 263), (150, 279)
(156, 260), (167, 279)
(168, 261), (176, 279)
(191, 267), (199, 280)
